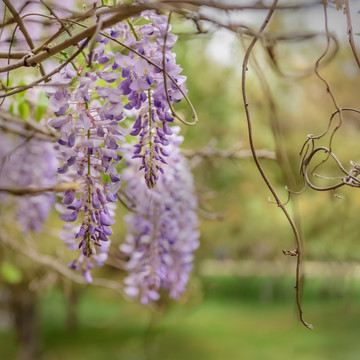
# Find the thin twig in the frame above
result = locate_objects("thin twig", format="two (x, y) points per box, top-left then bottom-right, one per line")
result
(157, 0), (323, 11)
(343, 0), (360, 69)
(0, 110), (57, 138)
(0, 3), (149, 74)
(0, 182), (81, 195)
(182, 145), (276, 160)
(0, 51), (28, 59)
(162, 12), (198, 125)
(298, 4), (358, 193)
(0, 17), (19, 108)
(241, 0), (312, 329)
(0, 37), (90, 98)
(0, 121), (51, 141)
(0, 233), (125, 296)
(242, 32), (305, 251)
(68, 18), (199, 126)
(117, 189), (138, 212)
(88, 14), (103, 67)
(39, 0), (89, 63)
(301, 146), (360, 191)
(2, 0), (46, 76)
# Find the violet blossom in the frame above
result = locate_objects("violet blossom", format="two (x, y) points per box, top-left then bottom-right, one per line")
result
(46, 9), (191, 281)
(47, 61), (124, 280)
(0, 133), (57, 233)
(120, 127), (199, 303)
(110, 10), (188, 188)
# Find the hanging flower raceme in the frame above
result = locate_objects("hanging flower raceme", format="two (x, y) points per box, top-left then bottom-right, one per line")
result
(47, 60), (125, 280)
(120, 127), (199, 304)
(46, 9), (190, 280)
(110, 10), (188, 188)
(0, 133), (57, 233)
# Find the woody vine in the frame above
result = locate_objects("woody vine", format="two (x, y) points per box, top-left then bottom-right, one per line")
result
(0, 0), (359, 331)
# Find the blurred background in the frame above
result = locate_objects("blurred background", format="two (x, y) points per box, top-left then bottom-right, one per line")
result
(1, 1), (360, 359)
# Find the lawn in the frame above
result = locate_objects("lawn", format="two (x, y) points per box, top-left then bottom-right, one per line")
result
(1, 276), (360, 360)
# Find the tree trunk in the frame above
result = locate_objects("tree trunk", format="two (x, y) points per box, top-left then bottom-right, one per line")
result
(8, 285), (38, 360)
(64, 284), (79, 332)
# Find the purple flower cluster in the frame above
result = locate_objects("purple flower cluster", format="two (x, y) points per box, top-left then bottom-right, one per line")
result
(0, 134), (57, 233)
(46, 9), (190, 281)
(47, 62), (124, 280)
(120, 127), (199, 303)
(110, 10), (188, 187)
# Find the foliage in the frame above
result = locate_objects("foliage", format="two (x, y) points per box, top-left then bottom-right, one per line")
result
(0, 0), (360, 343)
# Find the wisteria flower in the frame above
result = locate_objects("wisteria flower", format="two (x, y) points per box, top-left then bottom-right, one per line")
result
(120, 127), (199, 303)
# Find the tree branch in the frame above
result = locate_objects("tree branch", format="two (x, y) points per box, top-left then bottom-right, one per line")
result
(0, 36), (90, 98)
(39, 0), (89, 64)
(0, 233), (125, 296)
(182, 145), (276, 160)
(0, 182), (81, 195)
(158, 0), (323, 11)
(0, 51), (28, 59)
(2, 0), (46, 76)
(0, 110), (57, 139)
(241, 0), (312, 330)
(344, 0), (360, 69)
(0, 3), (149, 74)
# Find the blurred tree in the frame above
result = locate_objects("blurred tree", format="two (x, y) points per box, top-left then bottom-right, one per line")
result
(0, 1), (360, 349)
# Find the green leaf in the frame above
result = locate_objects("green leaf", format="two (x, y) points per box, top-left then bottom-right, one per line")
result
(1, 262), (22, 284)
(38, 91), (48, 107)
(16, 81), (26, 99)
(18, 101), (30, 120)
(34, 92), (48, 122)
(9, 103), (14, 116)
(103, 173), (111, 183)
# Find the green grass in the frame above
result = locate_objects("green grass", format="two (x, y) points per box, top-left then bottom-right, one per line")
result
(1, 276), (360, 360)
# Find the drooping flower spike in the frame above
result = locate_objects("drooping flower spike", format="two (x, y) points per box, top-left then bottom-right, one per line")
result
(111, 10), (188, 188)
(47, 61), (124, 279)
(0, 134), (57, 234)
(121, 127), (199, 303)
(47, 9), (191, 283)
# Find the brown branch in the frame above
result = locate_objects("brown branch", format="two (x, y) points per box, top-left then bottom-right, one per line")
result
(2, 0), (46, 76)
(241, 0), (312, 329)
(0, 110), (57, 139)
(158, 0), (323, 11)
(0, 3), (149, 74)
(299, 108), (360, 184)
(0, 36), (90, 99)
(0, 233), (125, 296)
(182, 145), (276, 160)
(88, 14), (103, 67)
(0, 51), (28, 59)
(263, 31), (339, 80)
(0, 0), (326, 75)
(68, 18), (199, 126)
(162, 12), (198, 125)
(0, 121), (51, 141)
(344, 0), (360, 69)
(39, 0), (88, 63)
(0, 182), (81, 195)
(31, 17), (68, 54)
(301, 146), (360, 191)
(242, 31), (305, 249)
(0, 12), (68, 56)
(299, 3), (351, 192)
(192, 11), (338, 80)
